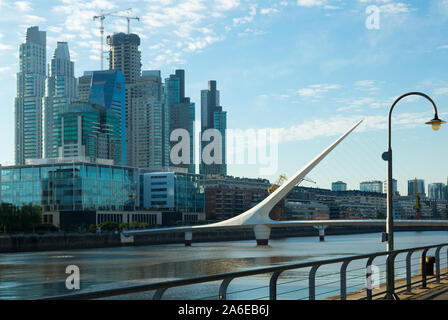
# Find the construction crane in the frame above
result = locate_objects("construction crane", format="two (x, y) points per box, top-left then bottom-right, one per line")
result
(413, 178), (422, 219)
(109, 13), (140, 34)
(268, 174), (316, 194)
(93, 8), (133, 70)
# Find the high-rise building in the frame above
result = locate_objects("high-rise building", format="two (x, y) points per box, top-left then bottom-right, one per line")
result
(408, 179), (425, 197)
(200, 80), (227, 176)
(166, 70), (195, 173)
(15, 26), (46, 165)
(106, 33), (141, 84)
(383, 178), (398, 195)
(56, 102), (122, 164)
(107, 33), (142, 166)
(43, 42), (77, 159)
(428, 183), (447, 201)
(128, 71), (169, 168)
(77, 70), (126, 164)
(332, 181), (347, 192)
(360, 180), (383, 193)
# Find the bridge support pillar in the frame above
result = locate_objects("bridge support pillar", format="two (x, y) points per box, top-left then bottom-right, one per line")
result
(254, 225), (271, 246)
(314, 226), (327, 242)
(185, 231), (193, 246)
(120, 233), (134, 245)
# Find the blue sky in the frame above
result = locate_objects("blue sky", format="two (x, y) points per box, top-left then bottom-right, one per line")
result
(0, 0), (447, 195)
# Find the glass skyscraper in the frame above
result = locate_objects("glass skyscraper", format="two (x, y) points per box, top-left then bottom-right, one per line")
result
(127, 70), (169, 169)
(166, 70), (195, 173)
(360, 180), (383, 193)
(408, 179), (426, 197)
(428, 183), (447, 201)
(78, 70), (126, 164)
(43, 42), (77, 159)
(15, 26), (46, 165)
(56, 102), (122, 165)
(200, 80), (227, 176)
(107, 33), (141, 167)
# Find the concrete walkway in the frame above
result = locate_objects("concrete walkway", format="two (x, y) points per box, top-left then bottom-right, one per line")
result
(325, 268), (448, 300)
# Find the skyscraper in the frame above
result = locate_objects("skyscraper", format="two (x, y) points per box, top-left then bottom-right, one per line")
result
(106, 33), (141, 84)
(200, 80), (227, 176)
(166, 70), (195, 173)
(43, 42), (77, 159)
(107, 32), (142, 165)
(77, 70), (126, 164)
(428, 183), (446, 201)
(408, 179), (425, 197)
(332, 181), (347, 192)
(360, 180), (383, 193)
(15, 26), (46, 165)
(56, 102), (122, 164)
(128, 70), (169, 168)
(383, 178), (398, 195)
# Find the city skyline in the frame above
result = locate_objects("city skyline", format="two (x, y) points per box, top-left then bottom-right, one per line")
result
(1, 0), (448, 196)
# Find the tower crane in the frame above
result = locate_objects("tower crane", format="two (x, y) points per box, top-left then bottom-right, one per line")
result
(413, 178), (422, 219)
(93, 8), (133, 70)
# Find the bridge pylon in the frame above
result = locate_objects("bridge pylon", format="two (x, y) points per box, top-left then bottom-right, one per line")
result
(254, 224), (271, 246)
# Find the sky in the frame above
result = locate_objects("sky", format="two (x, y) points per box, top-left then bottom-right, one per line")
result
(0, 0), (447, 195)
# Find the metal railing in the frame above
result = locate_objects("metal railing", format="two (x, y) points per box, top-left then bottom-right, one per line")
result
(40, 242), (448, 300)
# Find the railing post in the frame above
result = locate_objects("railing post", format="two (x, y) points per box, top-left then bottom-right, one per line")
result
(309, 265), (320, 300)
(406, 250), (414, 293)
(435, 246), (442, 283)
(385, 252), (398, 300)
(340, 260), (351, 300)
(421, 248), (430, 288)
(269, 271), (282, 300)
(153, 288), (167, 300)
(219, 278), (233, 300)
(365, 256), (376, 300)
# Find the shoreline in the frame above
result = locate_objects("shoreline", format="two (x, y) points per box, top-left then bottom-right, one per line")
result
(1, 225), (447, 254)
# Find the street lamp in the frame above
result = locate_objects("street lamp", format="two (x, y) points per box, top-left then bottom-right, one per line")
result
(382, 92), (445, 300)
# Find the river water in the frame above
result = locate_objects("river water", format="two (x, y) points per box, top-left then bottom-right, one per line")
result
(1, 231), (447, 300)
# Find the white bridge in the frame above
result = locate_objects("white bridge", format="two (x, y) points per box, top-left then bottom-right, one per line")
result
(122, 120), (448, 245)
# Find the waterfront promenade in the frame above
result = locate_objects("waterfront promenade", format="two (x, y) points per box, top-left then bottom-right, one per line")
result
(325, 267), (448, 300)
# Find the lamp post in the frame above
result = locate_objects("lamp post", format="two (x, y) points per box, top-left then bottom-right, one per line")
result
(382, 92), (446, 300)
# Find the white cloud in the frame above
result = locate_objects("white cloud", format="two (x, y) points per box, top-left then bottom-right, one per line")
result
(0, 43), (14, 51)
(23, 14), (46, 23)
(296, 84), (341, 98)
(297, 0), (326, 7)
(14, 1), (32, 12)
(215, 0), (240, 11)
(275, 112), (434, 143)
(433, 87), (448, 96)
(260, 8), (279, 15)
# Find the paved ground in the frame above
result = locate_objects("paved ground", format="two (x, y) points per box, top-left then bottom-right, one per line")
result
(325, 268), (448, 300)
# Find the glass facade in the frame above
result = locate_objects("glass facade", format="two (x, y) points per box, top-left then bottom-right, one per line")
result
(141, 172), (204, 213)
(1, 162), (137, 212)
(43, 42), (77, 158)
(166, 70), (195, 173)
(15, 27), (46, 165)
(84, 70), (126, 165)
(200, 80), (227, 176)
(55, 102), (122, 164)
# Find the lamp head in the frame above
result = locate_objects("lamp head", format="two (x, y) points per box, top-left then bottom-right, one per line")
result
(425, 116), (446, 131)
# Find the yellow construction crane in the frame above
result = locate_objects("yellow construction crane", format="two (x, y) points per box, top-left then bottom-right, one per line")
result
(93, 8), (136, 70)
(413, 178), (422, 219)
(268, 174), (316, 194)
